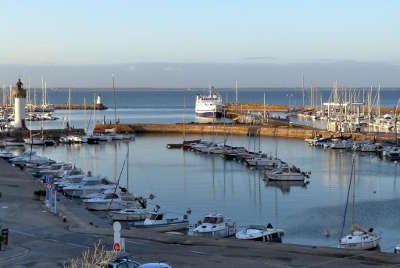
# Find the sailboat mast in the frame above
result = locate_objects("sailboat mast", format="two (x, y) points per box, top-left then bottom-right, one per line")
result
(351, 159), (356, 227)
(263, 91), (266, 121)
(68, 88), (71, 129)
(112, 73), (117, 124)
(340, 157), (355, 239)
(44, 80), (47, 106)
(183, 95), (186, 142)
(126, 143), (129, 191)
(93, 93), (96, 129)
(235, 80), (238, 104)
(83, 97), (87, 133)
(302, 73), (305, 107)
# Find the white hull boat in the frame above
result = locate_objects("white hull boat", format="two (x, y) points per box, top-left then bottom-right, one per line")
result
(338, 226), (380, 250)
(130, 212), (189, 232)
(236, 224), (284, 242)
(193, 213), (236, 238)
(111, 208), (153, 222)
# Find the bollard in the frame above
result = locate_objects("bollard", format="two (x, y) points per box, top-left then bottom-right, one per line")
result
(1, 228), (8, 250)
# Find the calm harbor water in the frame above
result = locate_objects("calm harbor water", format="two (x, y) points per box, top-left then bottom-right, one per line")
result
(32, 134), (400, 251)
(10, 88), (400, 251)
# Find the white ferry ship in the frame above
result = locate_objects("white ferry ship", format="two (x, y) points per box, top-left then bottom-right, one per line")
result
(195, 87), (223, 118)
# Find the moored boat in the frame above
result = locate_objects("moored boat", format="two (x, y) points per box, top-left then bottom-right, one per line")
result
(192, 213), (236, 238)
(130, 212), (189, 232)
(235, 223), (284, 242)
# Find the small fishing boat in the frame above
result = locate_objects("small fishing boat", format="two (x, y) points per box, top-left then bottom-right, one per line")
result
(130, 212), (189, 232)
(63, 176), (115, 198)
(0, 152), (15, 160)
(235, 223), (284, 242)
(192, 213), (236, 238)
(383, 146), (400, 161)
(84, 192), (135, 211)
(111, 208), (153, 222)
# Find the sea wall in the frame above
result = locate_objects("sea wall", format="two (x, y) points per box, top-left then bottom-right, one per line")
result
(95, 123), (399, 143)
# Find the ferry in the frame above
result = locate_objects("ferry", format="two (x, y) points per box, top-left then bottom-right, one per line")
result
(195, 87), (223, 118)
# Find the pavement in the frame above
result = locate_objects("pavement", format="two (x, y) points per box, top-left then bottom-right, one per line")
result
(0, 158), (400, 267)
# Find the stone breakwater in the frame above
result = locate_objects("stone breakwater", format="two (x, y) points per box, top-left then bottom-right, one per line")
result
(94, 123), (400, 143)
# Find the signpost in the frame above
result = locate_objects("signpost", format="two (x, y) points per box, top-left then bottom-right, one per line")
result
(113, 221), (121, 252)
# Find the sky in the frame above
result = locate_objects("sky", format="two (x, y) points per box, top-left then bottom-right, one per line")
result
(0, 0), (399, 87)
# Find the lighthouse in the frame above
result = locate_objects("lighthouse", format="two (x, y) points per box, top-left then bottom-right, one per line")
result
(13, 79), (26, 129)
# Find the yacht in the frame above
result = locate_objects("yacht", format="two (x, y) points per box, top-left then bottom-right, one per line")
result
(192, 213), (236, 238)
(195, 87), (223, 118)
(235, 223), (284, 242)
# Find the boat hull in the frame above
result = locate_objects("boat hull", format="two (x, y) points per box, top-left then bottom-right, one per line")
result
(130, 221), (189, 232)
(195, 111), (222, 118)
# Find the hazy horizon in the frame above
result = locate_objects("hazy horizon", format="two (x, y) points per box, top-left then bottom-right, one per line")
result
(1, 61), (399, 89)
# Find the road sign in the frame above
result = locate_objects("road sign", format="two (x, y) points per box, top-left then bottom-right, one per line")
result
(113, 242), (121, 252)
(113, 221), (121, 232)
(113, 221), (121, 252)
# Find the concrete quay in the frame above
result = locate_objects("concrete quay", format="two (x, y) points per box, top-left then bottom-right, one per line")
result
(1, 159), (400, 267)
(95, 123), (400, 143)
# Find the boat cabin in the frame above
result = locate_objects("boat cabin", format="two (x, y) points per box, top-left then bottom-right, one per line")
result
(149, 213), (164, 221)
(203, 214), (224, 224)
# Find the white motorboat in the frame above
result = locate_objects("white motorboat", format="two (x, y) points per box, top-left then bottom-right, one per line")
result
(338, 225), (380, 250)
(329, 139), (353, 150)
(24, 138), (45, 146)
(0, 152), (15, 159)
(265, 167), (307, 182)
(130, 212), (189, 232)
(62, 176), (115, 198)
(236, 223), (284, 242)
(192, 213), (236, 238)
(111, 208), (153, 222)
(59, 135), (87, 144)
(4, 140), (25, 147)
(245, 157), (282, 169)
(84, 193), (134, 211)
(54, 174), (86, 191)
(383, 146), (400, 161)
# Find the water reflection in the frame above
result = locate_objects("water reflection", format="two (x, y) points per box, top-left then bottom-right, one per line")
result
(265, 180), (309, 194)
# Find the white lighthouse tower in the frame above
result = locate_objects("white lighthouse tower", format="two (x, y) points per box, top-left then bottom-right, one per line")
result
(13, 79), (26, 129)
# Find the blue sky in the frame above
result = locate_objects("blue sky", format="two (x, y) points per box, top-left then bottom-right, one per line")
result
(1, 0), (399, 64)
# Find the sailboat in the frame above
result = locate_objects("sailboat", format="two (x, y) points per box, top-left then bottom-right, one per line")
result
(338, 157), (381, 250)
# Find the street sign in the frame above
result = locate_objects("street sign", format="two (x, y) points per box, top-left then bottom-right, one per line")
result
(113, 221), (121, 252)
(113, 242), (120, 252)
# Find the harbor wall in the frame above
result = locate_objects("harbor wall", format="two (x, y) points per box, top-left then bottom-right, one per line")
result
(95, 123), (399, 143)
